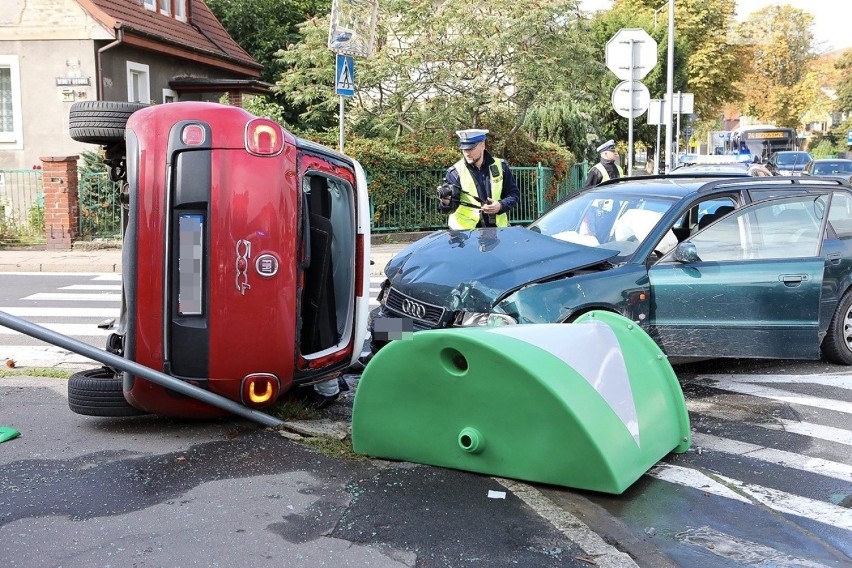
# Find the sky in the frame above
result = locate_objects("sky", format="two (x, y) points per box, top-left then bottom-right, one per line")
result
(578, 0), (852, 53)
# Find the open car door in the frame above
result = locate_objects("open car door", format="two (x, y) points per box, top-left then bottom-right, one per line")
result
(648, 194), (827, 360)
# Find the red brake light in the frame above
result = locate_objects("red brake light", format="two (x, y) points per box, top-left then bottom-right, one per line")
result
(181, 124), (206, 146)
(245, 118), (284, 156)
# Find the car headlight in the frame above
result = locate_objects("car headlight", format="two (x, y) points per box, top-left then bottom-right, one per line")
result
(455, 312), (518, 327)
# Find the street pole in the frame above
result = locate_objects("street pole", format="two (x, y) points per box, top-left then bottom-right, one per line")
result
(628, 39), (635, 177)
(654, 99), (663, 175)
(664, 0), (674, 173)
(339, 95), (345, 153)
(675, 91), (682, 159)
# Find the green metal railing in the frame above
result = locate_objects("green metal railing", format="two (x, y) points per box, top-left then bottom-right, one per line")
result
(0, 169), (45, 245)
(369, 163), (587, 232)
(78, 172), (122, 239)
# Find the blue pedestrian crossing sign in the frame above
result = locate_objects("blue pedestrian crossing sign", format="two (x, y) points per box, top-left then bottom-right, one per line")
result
(336, 54), (355, 97)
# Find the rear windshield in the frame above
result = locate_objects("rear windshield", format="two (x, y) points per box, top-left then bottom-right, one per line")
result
(775, 152), (810, 165)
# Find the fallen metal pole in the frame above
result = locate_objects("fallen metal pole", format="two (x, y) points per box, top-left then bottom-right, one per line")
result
(0, 310), (283, 427)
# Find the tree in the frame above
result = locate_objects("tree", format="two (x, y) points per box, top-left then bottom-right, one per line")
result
(835, 50), (852, 115)
(206, 0), (331, 123)
(275, 0), (597, 154)
(734, 5), (818, 127)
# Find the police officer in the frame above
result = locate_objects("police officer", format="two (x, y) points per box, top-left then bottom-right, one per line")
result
(438, 129), (520, 229)
(583, 139), (623, 188)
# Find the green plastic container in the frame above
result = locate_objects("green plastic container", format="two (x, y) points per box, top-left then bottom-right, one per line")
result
(352, 311), (691, 494)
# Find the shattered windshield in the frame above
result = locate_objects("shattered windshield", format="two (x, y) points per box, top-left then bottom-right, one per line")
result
(530, 191), (678, 256)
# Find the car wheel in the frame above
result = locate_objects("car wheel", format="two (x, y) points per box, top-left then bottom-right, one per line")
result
(69, 101), (147, 145)
(820, 291), (852, 365)
(67, 367), (146, 417)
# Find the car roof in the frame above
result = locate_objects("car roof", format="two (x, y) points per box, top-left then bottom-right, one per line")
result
(811, 158), (852, 163)
(585, 174), (850, 200)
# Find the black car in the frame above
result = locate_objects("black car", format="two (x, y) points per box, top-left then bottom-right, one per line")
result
(371, 175), (852, 364)
(766, 151), (812, 176)
(801, 158), (852, 178)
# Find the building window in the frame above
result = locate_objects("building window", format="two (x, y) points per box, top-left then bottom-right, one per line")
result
(126, 61), (151, 104)
(174, 0), (186, 21)
(0, 55), (22, 146)
(158, 0), (170, 16)
(143, 0), (186, 21)
(142, 0), (156, 10)
(163, 88), (178, 104)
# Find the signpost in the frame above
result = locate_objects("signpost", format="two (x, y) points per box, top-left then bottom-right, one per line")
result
(328, 0), (378, 152)
(606, 28), (657, 176)
(647, 99), (668, 174)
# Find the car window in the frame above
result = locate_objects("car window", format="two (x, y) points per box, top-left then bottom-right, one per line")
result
(814, 161), (852, 175)
(828, 191), (852, 239)
(532, 191), (677, 256)
(686, 195), (826, 261)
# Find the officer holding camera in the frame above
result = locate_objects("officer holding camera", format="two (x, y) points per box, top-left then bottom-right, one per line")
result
(437, 129), (519, 229)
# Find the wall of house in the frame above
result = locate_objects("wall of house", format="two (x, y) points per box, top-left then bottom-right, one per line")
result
(0, 0), (112, 170)
(0, 39), (101, 170)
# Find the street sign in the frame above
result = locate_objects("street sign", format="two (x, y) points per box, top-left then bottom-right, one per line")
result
(847, 130), (852, 145)
(336, 54), (355, 97)
(611, 81), (650, 119)
(606, 28), (658, 81)
(328, 0), (379, 58)
(666, 92), (694, 114)
(647, 99), (669, 125)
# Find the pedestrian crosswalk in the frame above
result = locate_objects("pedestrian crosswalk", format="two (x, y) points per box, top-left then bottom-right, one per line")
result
(1, 274), (387, 367)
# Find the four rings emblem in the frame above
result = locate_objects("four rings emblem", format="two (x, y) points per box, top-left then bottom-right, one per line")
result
(401, 298), (427, 319)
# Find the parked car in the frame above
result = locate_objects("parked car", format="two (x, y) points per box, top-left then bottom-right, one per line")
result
(66, 101), (371, 418)
(668, 162), (751, 176)
(371, 175), (852, 365)
(801, 158), (852, 177)
(766, 151), (812, 176)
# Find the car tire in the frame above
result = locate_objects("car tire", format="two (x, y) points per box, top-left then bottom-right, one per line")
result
(820, 291), (852, 365)
(67, 367), (146, 417)
(69, 101), (147, 145)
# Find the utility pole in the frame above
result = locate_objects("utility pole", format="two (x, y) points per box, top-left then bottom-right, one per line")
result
(664, 0), (675, 173)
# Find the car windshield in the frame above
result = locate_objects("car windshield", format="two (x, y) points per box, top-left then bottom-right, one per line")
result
(813, 161), (852, 175)
(775, 152), (810, 166)
(530, 191), (678, 256)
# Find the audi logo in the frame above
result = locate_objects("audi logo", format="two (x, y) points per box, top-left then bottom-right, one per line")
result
(401, 298), (427, 319)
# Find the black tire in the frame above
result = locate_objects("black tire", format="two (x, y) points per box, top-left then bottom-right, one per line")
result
(821, 291), (852, 365)
(69, 101), (147, 145)
(67, 367), (146, 417)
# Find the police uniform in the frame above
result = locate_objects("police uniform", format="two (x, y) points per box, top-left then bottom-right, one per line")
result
(439, 129), (520, 229)
(583, 139), (624, 189)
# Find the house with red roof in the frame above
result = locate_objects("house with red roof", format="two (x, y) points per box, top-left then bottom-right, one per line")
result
(0, 0), (268, 170)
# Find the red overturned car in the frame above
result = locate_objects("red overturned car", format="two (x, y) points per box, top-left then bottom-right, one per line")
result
(66, 101), (371, 418)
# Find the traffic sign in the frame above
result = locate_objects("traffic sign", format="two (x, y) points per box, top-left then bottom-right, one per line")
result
(647, 99), (669, 126)
(606, 28), (658, 81)
(336, 54), (355, 97)
(667, 92), (694, 114)
(847, 130), (852, 145)
(611, 81), (650, 119)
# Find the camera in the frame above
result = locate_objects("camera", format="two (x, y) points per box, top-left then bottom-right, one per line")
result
(436, 182), (460, 202)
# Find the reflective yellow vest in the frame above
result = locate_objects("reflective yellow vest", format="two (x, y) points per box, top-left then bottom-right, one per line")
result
(449, 158), (508, 230)
(593, 162), (624, 182)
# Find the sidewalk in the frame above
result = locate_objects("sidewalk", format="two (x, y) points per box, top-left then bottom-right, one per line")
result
(0, 240), (416, 276)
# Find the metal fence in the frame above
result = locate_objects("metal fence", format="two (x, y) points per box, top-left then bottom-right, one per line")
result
(369, 163), (587, 232)
(78, 172), (122, 240)
(0, 162), (588, 246)
(0, 169), (45, 246)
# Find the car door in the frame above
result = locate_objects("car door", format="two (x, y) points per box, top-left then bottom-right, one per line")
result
(648, 194), (827, 360)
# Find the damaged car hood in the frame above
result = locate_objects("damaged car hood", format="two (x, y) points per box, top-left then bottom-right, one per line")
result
(384, 226), (619, 309)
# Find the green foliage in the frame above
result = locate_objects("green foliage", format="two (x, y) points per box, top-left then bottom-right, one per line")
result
(808, 138), (838, 159)
(206, 0), (331, 124)
(835, 50), (852, 114)
(77, 150), (121, 239)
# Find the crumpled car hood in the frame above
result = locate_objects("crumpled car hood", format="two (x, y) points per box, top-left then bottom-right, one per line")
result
(383, 226), (619, 311)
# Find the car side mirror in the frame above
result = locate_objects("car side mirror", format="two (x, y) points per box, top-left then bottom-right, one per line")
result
(673, 242), (700, 263)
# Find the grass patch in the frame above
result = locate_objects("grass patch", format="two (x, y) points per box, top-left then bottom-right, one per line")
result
(0, 367), (73, 379)
(265, 399), (323, 421)
(301, 436), (367, 461)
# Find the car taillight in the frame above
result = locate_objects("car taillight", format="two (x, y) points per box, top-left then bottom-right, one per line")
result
(245, 118), (284, 156)
(181, 124), (206, 146)
(241, 373), (280, 407)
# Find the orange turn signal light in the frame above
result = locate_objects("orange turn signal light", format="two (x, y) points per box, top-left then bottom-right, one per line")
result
(241, 373), (280, 407)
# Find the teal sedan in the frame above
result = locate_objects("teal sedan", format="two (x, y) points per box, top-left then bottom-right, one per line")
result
(372, 175), (852, 364)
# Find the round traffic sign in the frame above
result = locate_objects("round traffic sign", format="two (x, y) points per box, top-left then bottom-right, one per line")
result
(606, 28), (658, 81)
(611, 81), (650, 119)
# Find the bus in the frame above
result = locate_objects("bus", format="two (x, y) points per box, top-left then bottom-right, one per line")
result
(725, 125), (798, 162)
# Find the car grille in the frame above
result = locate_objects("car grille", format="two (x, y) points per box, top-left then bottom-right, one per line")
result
(384, 287), (445, 328)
